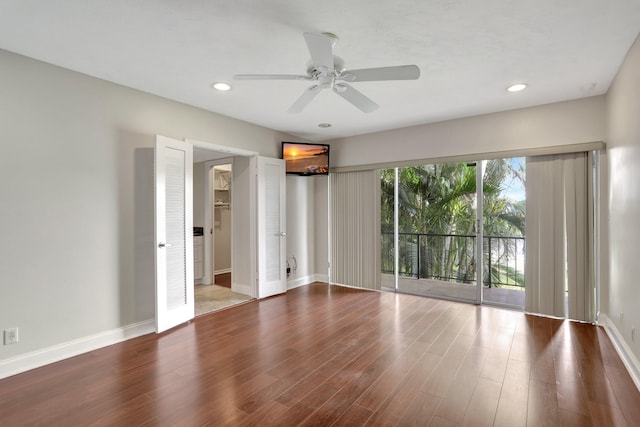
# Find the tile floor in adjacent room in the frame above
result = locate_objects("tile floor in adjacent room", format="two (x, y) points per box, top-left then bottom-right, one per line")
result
(194, 283), (253, 315)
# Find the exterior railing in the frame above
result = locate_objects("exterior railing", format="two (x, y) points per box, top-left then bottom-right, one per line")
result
(381, 231), (525, 288)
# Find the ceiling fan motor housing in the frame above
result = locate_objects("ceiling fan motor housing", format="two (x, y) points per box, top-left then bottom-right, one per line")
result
(307, 56), (345, 76)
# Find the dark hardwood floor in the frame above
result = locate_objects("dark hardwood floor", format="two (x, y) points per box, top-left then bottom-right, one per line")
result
(1, 283), (639, 426)
(215, 272), (232, 288)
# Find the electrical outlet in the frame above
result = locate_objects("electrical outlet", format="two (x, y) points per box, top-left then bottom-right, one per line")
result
(3, 328), (18, 345)
(620, 312), (624, 323)
(632, 327), (636, 342)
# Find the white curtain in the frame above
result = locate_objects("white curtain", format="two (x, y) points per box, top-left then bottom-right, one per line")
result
(330, 170), (380, 289)
(525, 152), (595, 321)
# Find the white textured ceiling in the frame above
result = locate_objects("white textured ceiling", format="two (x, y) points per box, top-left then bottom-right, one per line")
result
(1, 0), (640, 141)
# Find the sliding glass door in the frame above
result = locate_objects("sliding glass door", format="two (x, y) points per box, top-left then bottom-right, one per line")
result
(381, 162), (480, 302)
(482, 158), (526, 308)
(380, 157), (526, 308)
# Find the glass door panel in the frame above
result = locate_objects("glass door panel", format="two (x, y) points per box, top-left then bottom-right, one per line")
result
(380, 157), (527, 309)
(380, 168), (397, 291)
(386, 163), (479, 302)
(482, 157), (526, 308)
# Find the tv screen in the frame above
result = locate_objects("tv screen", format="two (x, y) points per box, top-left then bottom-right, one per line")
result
(281, 142), (329, 175)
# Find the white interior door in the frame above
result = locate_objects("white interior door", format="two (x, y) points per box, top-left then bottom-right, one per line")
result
(155, 135), (194, 333)
(257, 156), (286, 298)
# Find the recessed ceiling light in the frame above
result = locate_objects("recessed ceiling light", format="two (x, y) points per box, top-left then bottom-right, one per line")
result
(507, 83), (527, 92)
(212, 82), (231, 91)
(318, 123), (332, 128)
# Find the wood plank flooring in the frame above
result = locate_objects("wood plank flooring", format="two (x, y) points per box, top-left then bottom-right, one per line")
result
(215, 272), (232, 288)
(1, 283), (638, 426)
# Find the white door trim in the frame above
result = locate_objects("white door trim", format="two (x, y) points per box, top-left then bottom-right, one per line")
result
(203, 158), (234, 287)
(186, 138), (258, 158)
(186, 138), (258, 299)
(475, 160), (485, 304)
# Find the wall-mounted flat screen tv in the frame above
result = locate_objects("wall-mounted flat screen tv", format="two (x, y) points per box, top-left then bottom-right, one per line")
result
(281, 142), (330, 175)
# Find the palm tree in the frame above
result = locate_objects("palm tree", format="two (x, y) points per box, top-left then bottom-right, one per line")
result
(481, 158), (526, 287)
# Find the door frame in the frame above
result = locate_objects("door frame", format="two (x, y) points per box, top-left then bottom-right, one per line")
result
(186, 139), (259, 299)
(203, 158), (234, 288)
(475, 160), (485, 304)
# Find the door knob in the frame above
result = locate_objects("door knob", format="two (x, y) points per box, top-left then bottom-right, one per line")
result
(158, 242), (172, 248)
(280, 232), (286, 237)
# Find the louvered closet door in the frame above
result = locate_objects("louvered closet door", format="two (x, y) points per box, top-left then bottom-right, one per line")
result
(155, 135), (194, 333)
(257, 156), (286, 298)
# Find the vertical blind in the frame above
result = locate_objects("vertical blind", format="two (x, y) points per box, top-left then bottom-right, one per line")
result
(330, 170), (381, 289)
(525, 152), (595, 322)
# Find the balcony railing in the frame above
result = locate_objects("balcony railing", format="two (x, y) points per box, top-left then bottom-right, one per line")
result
(381, 231), (525, 288)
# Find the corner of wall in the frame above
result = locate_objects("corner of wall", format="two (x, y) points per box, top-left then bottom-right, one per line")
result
(599, 314), (640, 391)
(603, 30), (640, 371)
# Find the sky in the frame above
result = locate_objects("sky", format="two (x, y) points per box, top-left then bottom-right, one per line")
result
(498, 157), (526, 201)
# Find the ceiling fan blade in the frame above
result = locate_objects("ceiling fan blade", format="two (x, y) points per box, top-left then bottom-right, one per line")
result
(303, 32), (334, 71)
(288, 85), (322, 114)
(340, 65), (420, 82)
(332, 84), (379, 113)
(234, 74), (311, 81)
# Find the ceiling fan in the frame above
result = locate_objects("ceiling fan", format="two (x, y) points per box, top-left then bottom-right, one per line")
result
(234, 32), (420, 113)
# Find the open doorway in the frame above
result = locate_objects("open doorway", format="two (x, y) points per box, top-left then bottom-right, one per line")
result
(192, 150), (254, 316)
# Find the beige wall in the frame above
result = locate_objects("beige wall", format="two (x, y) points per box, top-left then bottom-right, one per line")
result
(329, 96), (605, 168)
(285, 176), (315, 284)
(605, 33), (640, 362)
(0, 48), (300, 363)
(284, 175), (330, 286)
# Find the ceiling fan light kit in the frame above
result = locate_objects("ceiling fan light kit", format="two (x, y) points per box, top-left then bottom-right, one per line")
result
(234, 32), (420, 113)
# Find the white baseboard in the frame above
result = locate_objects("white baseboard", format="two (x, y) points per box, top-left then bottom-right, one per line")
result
(327, 281), (382, 292)
(0, 319), (155, 380)
(214, 268), (232, 275)
(287, 275), (313, 289)
(599, 313), (640, 391)
(287, 274), (330, 290)
(232, 283), (254, 297)
(314, 274), (329, 283)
